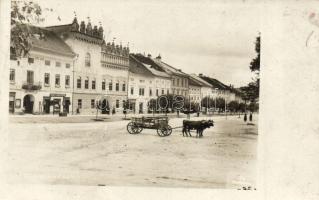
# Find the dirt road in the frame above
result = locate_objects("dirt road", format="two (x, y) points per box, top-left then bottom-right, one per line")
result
(6, 115), (258, 189)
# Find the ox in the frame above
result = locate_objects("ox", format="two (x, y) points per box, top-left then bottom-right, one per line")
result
(182, 120), (214, 138)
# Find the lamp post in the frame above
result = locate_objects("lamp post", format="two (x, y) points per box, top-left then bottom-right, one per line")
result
(71, 53), (79, 115)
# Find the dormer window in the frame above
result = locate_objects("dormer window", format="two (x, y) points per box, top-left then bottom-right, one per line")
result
(85, 53), (91, 67)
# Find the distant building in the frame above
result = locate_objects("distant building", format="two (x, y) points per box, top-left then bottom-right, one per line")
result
(188, 74), (213, 104)
(9, 25), (75, 114)
(152, 55), (189, 97)
(129, 54), (171, 113)
(198, 74), (242, 103)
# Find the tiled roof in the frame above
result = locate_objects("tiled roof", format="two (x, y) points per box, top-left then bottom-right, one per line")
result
(130, 54), (170, 78)
(153, 59), (189, 77)
(199, 75), (231, 90)
(18, 24), (75, 57)
(189, 74), (212, 87)
(129, 55), (153, 76)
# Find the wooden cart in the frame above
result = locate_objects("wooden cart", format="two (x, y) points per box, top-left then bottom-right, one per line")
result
(126, 116), (172, 137)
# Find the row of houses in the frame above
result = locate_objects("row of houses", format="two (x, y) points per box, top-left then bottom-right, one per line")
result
(9, 17), (243, 115)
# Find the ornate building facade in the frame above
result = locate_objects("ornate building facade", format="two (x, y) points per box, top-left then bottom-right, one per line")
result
(47, 17), (129, 114)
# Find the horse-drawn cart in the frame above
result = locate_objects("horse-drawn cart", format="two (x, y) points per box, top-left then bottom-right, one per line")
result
(127, 116), (172, 137)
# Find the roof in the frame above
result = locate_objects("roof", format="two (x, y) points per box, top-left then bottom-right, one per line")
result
(188, 76), (202, 87)
(130, 54), (170, 78)
(189, 74), (212, 87)
(153, 59), (189, 77)
(198, 75), (231, 90)
(16, 24), (75, 57)
(129, 55), (153, 76)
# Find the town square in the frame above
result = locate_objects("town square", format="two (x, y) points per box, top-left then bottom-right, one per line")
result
(6, 0), (260, 190)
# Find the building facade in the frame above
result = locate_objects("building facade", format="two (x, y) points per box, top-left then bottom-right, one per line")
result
(128, 54), (171, 113)
(47, 17), (129, 114)
(9, 25), (75, 114)
(152, 55), (189, 97)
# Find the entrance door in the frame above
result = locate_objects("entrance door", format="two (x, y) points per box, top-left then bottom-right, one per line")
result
(139, 102), (143, 114)
(43, 97), (50, 114)
(63, 97), (70, 113)
(9, 92), (15, 113)
(101, 99), (110, 114)
(23, 95), (34, 113)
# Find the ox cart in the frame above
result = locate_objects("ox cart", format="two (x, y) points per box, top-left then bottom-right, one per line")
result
(127, 116), (172, 137)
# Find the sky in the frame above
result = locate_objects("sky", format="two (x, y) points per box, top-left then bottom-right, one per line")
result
(35, 0), (261, 87)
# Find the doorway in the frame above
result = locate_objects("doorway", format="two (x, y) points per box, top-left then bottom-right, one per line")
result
(23, 94), (34, 113)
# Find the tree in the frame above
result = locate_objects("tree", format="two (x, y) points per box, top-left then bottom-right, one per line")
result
(228, 101), (239, 113)
(240, 34), (261, 111)
(123, 100), (130, 119)
(249, 35), (260, 73)
(11, 0), (51, 58)
(215, 98), (225, 112)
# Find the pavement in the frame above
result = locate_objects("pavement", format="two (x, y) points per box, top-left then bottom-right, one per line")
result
(6, 114), (258, 189)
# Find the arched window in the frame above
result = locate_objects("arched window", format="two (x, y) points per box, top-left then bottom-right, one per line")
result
(85, 53), (91, 67)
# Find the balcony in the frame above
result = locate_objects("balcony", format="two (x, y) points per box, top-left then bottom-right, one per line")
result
(22, 82), (42, 90)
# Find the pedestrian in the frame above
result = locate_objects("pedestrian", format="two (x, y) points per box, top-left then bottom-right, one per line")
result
(197, 111), (200, 117)
(249, 112), (253, 121)
(244, 113), (247, 122)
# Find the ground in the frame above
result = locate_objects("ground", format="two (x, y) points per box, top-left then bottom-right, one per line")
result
(6, 114), (258, 189)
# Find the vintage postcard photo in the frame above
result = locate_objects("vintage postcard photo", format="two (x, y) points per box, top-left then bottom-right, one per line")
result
(5, 0), (260, 192)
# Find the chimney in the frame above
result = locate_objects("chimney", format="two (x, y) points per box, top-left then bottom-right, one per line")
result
(156, 54), (161, 61)
(199, 73), (203, 77)
(147, 54), (152, 58)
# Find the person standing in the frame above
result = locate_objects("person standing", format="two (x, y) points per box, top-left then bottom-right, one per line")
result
(244, 113), (247, 122)
(249, 112), (253, 121)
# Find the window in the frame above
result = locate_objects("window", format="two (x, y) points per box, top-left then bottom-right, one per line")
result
(109, 81), (113, 91)
(85, 53), (91, 67)
(28, 57), (34, 64)
(85, 78), (89, 89)
(65, 63), (70, 68)
(116, 82), (119, 91)
(27, 70), (34, 84)
(149, 89), (152, 96)
(91, 99), (95, 108)
(102, 80), (106, 90)
(10, 69), (15, 82)
(116, 99), (119, 108)
(139, 80), (145, 83)
(139, 88), (145, 96)
(55, 74), (60, 87)
(44, 73), (50, 85)
(167, 89), (169, 95)
(130, 87), (134, 95)
(78, 99), (82, 108)
(156, 89), (159, 96)
(92, 79), (96, 89)
(65, 75), (70, 87)
(177, 78), (180, 86)
(162, 89), (164, 95)
(56, 61), (61, 67)
(77, 77), (81, 88)
(122, 83), (126, 91)
(172, 79), (175, 86)
(45, 60), (50, 66)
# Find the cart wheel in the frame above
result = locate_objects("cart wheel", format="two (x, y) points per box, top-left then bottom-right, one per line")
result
(165, 125), (172, 136)
(157, 125), (172, 137)
(127, 122), (141, 134)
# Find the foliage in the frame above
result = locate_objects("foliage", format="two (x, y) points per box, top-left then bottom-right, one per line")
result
(249, 35), (260, 73)
(242, 34), (261, 107)
(11, 0), (50, 58)
(227, 101), (239, 112)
